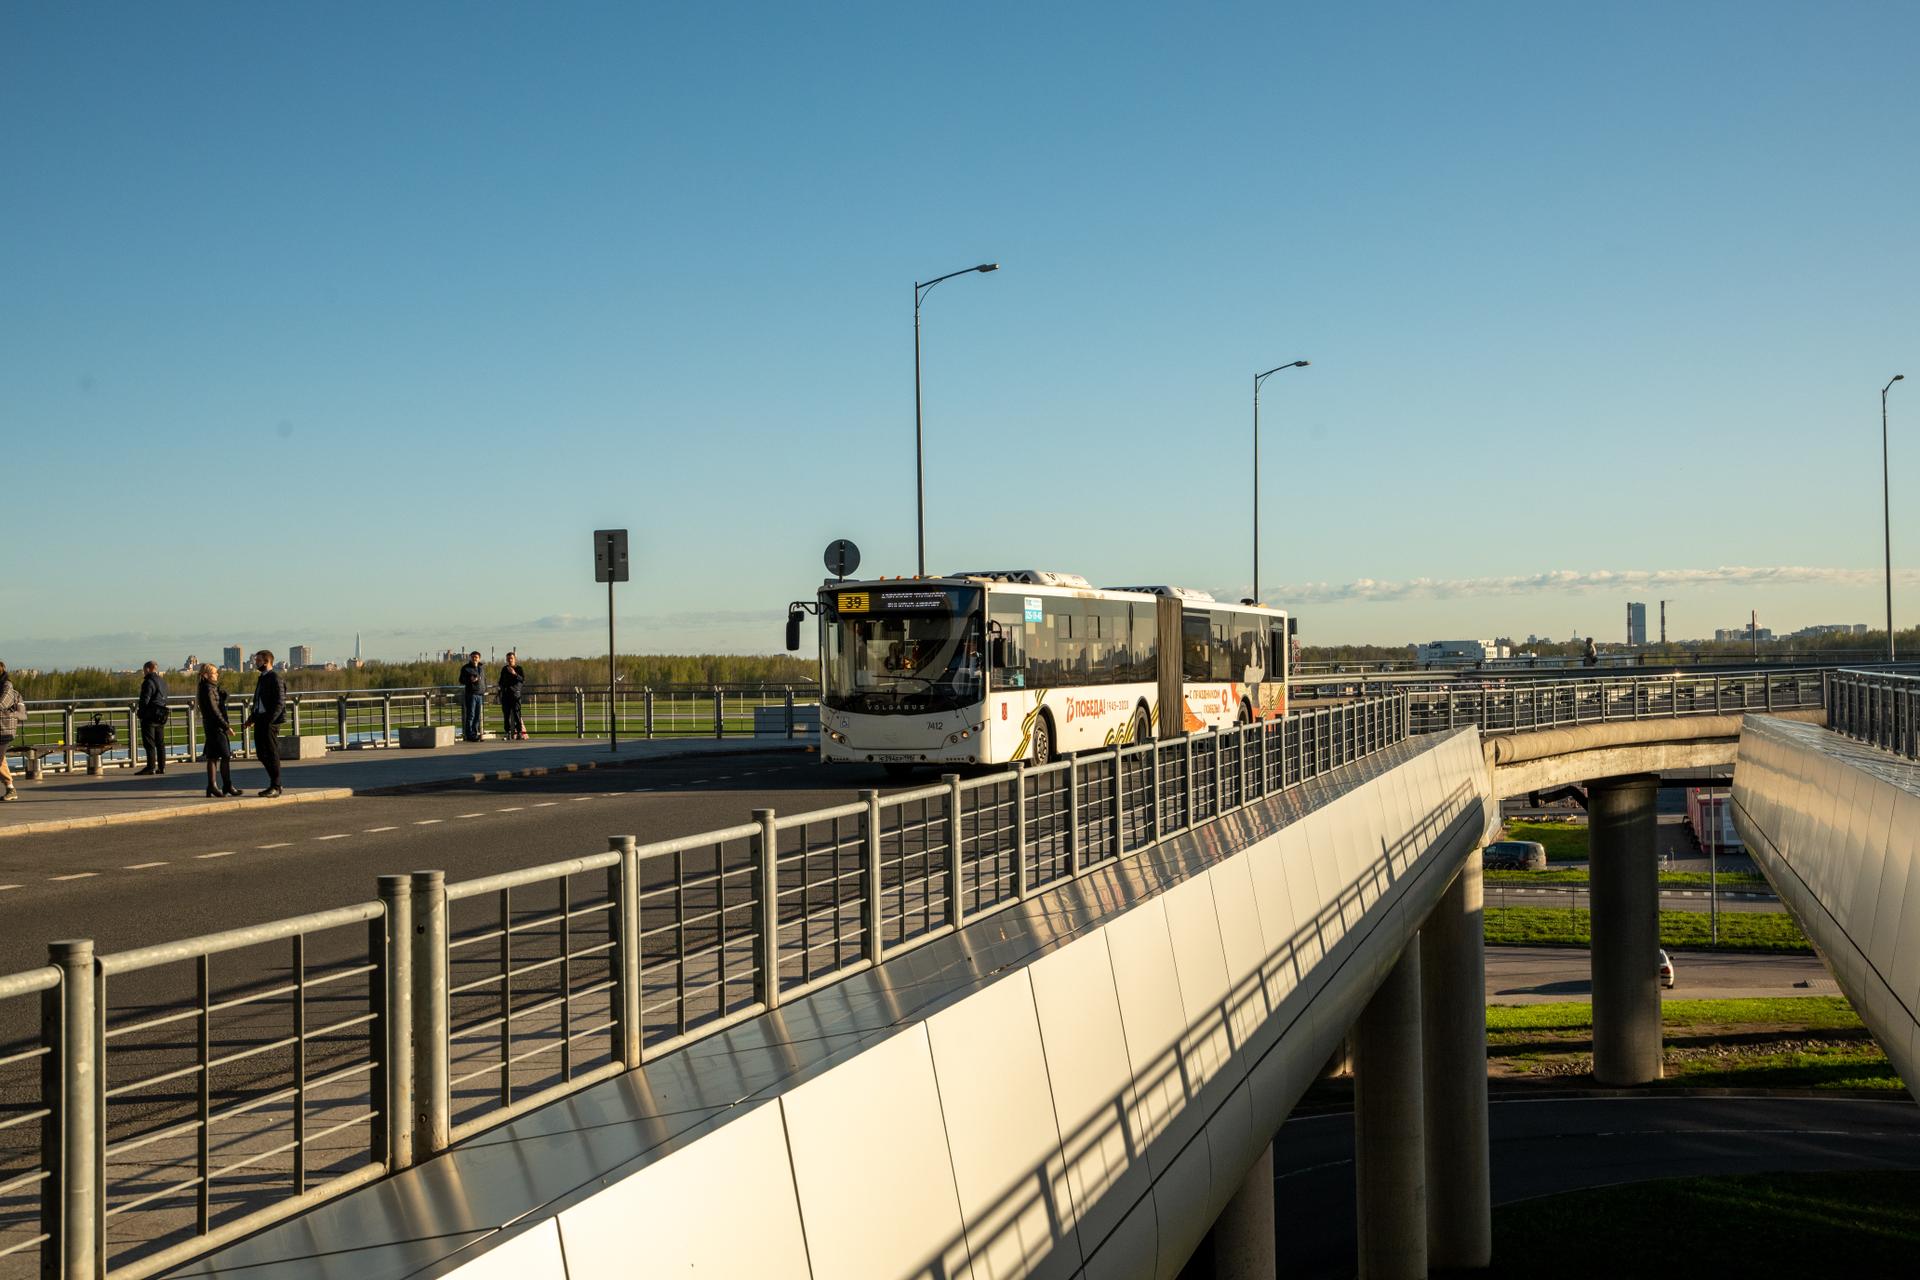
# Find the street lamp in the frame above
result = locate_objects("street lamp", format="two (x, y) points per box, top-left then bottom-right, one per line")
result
(1252, 360), (1310, 603)
(914, 262), (999, 576)
(1885, 374), (1905, 661)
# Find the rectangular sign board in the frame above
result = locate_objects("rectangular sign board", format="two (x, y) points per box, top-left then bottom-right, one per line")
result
(594, 529), (630, 583)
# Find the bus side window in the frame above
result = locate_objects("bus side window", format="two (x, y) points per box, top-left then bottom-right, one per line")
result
(1183, 610), (1210, 681)
(1270, 625), (1287, 676)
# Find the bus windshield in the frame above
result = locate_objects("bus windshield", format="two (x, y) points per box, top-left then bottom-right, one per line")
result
(822, 585), (984, 714)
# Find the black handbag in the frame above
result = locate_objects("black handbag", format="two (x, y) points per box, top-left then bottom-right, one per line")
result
(74, 715), (117, 749)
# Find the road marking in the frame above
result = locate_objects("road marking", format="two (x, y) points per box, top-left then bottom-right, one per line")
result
(457, 812), (484, 819)
(258, 842), (292, 849)
(51, 873), (99, 882)
(124, 862), (168, 869)
(196, 851), (236, 860)
(414, 819), (443, 826)
(532, 802), (558, 808)
(315, 834), (349, 842)
(0, 885), (20, 892)
(364, 826), (398, 833)
(496, 806), (524, 813)
(573, 796), (593, 802)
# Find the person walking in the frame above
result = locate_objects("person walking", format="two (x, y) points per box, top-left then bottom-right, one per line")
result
(459, 651), (485, 742)
(247, 650), (286, 797)
(0, 662), (25, 802)
(196, 663), (240, 797)
(135, 660), (171, 774)
(498, 651), (526, 740)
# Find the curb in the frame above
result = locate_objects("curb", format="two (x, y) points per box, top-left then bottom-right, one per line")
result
(0, 742), (814, 840)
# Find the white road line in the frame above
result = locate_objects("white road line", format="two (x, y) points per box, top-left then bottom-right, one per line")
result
(51, 873), (99, 882)
(496, 806), (524, 813)
(124, 862), (168, 870)
(532, 802), (558, 808)
(414, 819), (443, 826)
(0, 885), (20, 893)
(257, 842), (292, 849)
(315, 834), (349, 841)
(457, 813), (484, 819)
(365, 826), (398, 833)
(196, 851), (236, 860)
(573, 796), (593, 802)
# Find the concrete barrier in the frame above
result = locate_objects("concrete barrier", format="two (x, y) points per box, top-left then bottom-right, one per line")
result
(398, 725), (457, 749)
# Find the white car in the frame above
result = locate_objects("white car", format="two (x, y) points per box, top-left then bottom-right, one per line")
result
(1657, 949), (1676, 989)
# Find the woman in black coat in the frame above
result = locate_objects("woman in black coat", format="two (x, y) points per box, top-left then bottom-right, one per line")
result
(197, 664), (240, 797)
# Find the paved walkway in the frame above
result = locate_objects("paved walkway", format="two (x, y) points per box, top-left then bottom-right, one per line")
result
(0, 734), (809, 838)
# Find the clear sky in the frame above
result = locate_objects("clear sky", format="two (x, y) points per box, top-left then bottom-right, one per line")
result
(5, 2), (1918, 668)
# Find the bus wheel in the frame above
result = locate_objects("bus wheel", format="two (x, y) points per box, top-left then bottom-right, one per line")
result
(1237, 701), (1252, 726)
(1129, 708), (1151, 746)
(1030, 715), (1054, 767)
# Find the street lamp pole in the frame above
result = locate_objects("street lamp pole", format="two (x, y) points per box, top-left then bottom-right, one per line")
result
(914, 262), (999, 576)
(1252, 360), (1310, 603)
(1885, 375), (1905, 662)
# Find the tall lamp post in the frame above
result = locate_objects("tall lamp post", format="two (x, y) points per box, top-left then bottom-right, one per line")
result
(1885, 374), (1905, 662)
(1252, 360), (1310, 603)
(914, 262), (999, 576)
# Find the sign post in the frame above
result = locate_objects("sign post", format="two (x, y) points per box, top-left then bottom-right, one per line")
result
(594, 530), (630, 752)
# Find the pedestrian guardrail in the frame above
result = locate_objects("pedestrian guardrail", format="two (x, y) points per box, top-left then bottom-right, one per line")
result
(1828, 668), (1920, 760)
(0, 694), (1408, 1278)
(1403, 668), (1830, 734)
(6, 685), (817, 775)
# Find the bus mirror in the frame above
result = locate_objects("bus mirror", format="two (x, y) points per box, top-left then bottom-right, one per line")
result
(991, 636), (1009, 668)
(785, 610), (803, 652)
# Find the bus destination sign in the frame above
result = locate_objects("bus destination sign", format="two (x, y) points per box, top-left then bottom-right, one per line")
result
(835, 588), (953, 614)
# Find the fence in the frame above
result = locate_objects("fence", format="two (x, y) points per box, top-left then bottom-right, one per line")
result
(0, 695), (1410, 1279)
(1828, 668), (1920, 760)
(1403, 668), (1830, 734)
(6, 685), (814, 775)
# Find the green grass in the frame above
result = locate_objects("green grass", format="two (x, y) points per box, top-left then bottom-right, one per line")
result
(1486, 868), (1769, 889)
(1499, 818), (1590, 862)
(1488, 996), (1864, 1034)
(1484, 905), (1811, 952)
(1490, 1171), (1920, 1277)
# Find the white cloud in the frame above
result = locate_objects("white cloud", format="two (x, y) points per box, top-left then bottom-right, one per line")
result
(1257, 565), (1920, 606)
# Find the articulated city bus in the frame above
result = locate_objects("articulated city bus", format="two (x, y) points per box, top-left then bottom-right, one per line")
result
(787, 570), (1290, 772)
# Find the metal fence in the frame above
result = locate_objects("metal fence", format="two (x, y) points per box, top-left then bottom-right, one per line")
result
(4, 685), (814, 776)
(1403, 668), (1830, 734)
(1828, 668), (1920, 760)
(0, 695), (1410, 1279)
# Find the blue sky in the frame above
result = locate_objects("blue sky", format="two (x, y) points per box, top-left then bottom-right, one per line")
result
(5, 2), (1918, 668)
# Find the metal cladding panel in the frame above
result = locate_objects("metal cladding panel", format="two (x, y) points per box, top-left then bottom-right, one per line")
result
(556, 1101), (810, 1280)
(1202, 1083), (1261, 1221)
(1868, 789), (1917, 978)
(1160, 874), (1239, 1099)
(1150, 1130), (1214, 1280)
(927, 971), (1081, 1280)
(1079, 1185), (1159, 1280)
(781, 1025), (971, 1280)
(440, 1222), (568, 1280)
(1102, 898), (1202, 1177)
(1026, 931), (1148, 1266)
(1847, 780), (1894, 945)
(1207, 859), (1274, 1058)
(1243, 825), (1304, 1015)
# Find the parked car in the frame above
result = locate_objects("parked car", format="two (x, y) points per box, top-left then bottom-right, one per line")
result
(1658, 949), (1676, 989)
(1483, 839), (1548, 871)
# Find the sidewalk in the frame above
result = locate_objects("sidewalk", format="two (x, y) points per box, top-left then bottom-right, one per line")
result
(0, 735), (811, 838)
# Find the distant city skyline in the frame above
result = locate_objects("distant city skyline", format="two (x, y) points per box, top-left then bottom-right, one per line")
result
(4, 5), (1917, 667)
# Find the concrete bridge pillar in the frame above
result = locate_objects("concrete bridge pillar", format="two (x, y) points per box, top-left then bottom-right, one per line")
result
(1589, 773), (1663, 1085)
(1353, 942), (1425, 1280)
(1422, 849), (1492, 1269)
(1195, 1141), (1277, 1279)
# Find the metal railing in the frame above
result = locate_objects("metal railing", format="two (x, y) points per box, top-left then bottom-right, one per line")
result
(1403, 668), (1830, 734)
(1829, 669), (1920, 760)
(5, 685), (816, 775)
(0, 695), (1410, 1278)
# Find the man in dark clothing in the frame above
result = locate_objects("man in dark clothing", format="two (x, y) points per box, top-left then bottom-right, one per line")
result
(135, 661), (170, 774)
(497, 652), (526, 740)
(459, 651), (485, 741)
(248, 650), (286, 797)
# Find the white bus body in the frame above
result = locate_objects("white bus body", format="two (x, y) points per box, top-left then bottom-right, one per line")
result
(805, 571), (1289, 770)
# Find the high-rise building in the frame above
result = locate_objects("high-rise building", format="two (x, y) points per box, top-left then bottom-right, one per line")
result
(222, 645), (244, 671)
(289, 644), (314, 668)
(1627, 602), (1647, 646)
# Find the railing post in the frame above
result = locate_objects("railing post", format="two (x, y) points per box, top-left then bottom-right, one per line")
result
(422, 693), (432, 735)
(1110, 745), (1125, 850)
(186, 698), (199, 766)
(289, 699), (301, 738)
(860, 789), (884, 962)
(337, 696), (350, 751)
(944, 774), (965, 925)
(575, 688), (586, 738)
(62, 705), (76, 773)
(1148, 742), (1162, 844)
(1214, 730), (1226, 817)
(1012, 767), (1030, 897)
(382, 695), (394, 746)
(375, 876), (414, 1171)
(1185, 735), (1197, 827)
(408, 870), (450, 1157)
(610, 835), (642, 1068)
(1068, 757), (1083, 873)
(785, 687), (797, 739)
(713, 687), (725, 739)
(45, 939), (100, 1280)
(1713, 676), (1723, 715)
(645, 688), (656, 739)
(753, 809), (782, 1010)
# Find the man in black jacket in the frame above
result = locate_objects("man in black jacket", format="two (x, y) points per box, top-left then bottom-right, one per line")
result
(248, 650), (286, 797)
(459, 651), (485, 742)
(135, 661), (170, 775)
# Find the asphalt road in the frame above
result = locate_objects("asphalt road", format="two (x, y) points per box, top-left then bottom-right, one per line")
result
(1271, 1095), (1920, 1278)
(0, 750), (902, 973)
(1485, 883), (1783, 914)
(1486, 945), (1835, 1003)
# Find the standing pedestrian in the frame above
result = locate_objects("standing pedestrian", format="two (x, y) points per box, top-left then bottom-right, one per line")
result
(498, 651), (526, 740)
(197, 663), (240, 797)
(247, 650), (286, 797)
(135, 660), (171, 774)
(0, 662), (24, 802)
(459, 650), (485, 742)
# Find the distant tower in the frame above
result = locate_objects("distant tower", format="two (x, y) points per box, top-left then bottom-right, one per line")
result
(1659, 600), (1667, 645)
(355, 633), (362, 662)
